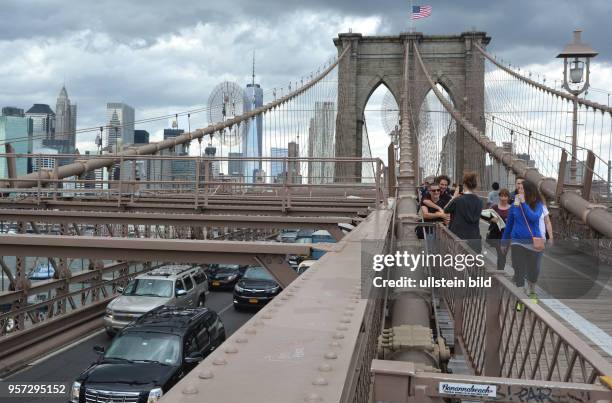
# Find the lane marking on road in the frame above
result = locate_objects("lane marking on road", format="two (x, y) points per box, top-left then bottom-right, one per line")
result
(5, 329), (105, 379)
(218, 302), (234, 315)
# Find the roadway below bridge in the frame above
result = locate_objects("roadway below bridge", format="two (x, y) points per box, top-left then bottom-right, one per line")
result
(1, 289), (254, 403)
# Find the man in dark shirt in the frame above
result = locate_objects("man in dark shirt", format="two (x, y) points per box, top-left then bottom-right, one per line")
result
(422, 175), (451, 211)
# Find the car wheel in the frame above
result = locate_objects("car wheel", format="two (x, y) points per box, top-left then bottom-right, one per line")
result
(197, 294), (206, 307)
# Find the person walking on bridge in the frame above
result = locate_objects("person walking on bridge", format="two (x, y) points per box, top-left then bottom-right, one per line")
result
(444, 172), (483, 254)
(501, 180), (545, 306)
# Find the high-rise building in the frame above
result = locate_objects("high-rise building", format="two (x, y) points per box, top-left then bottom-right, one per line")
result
(243, 83), (263, 183)
(105, 103), (135, 152)
(25, 104), (55, 150)
(270, 147), (288, 182)
(228, 152), (244, 176)
(288, 141), (301, 184)
(307, 101), (335, 184)
(134, 130), (150, 145)
(0, 115), (30, 178)
(55, 86), (77, 149)
(2, 107), (24, 117)
(31, 147), (59, 172)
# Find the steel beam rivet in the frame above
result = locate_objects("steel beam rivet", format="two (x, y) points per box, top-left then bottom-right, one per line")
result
(324, 352), (338, 359)
(333, 333), (345, 339)
(273, 301), (283, 306)
(343, 312), (354, 317)
(287, 292), (295, 297)
(198, 370), (214, 379)
(236, 337), (248, 343)
(318, 363), (333, 372)
(254, 320), (265, 326)
(330, 341), (341, 348)
(281, 296), (290, 300)
(312, 377), (328, 386)
(182, 386), (198, 395)
(336, 325), (348, 331)
(245, 328), (257, 335)
(344, 306), (355, 311)
(340, 318), (351, 323)
(225, 346), (238, 354)
(213, 358), (227, 366)
(262, 313), (273, 319)
(305, 393), (322, 402)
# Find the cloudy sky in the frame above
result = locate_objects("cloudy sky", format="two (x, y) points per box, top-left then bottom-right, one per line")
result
(1, 0), (611, 160)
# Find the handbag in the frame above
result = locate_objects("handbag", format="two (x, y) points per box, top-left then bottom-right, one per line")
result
(518, 202), (545, 251)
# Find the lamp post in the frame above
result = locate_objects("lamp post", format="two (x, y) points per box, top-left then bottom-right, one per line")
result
(556, 29), (598, 184)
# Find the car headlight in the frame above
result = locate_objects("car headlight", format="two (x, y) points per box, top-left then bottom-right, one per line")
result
(70, 381), (81, 403)
(234, 284), (244, 292)
(268, 286), (280, 293)
(147, 387), (163, 403)
(227, 274), (237, 281)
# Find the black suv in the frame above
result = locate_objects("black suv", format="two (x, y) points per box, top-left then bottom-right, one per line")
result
(233, 266), (281, 310)
(70, 306), (225, 403)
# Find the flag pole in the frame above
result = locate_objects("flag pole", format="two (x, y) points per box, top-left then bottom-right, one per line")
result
(409, 0), (414, 32)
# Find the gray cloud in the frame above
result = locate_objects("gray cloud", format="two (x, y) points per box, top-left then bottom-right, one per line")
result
(0, 0), (610, 153)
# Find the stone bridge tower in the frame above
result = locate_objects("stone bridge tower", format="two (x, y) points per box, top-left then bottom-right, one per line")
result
(333, 32), (491, 187)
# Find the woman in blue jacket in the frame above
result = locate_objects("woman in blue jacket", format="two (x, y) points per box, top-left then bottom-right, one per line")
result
(501, 180), (544, 303)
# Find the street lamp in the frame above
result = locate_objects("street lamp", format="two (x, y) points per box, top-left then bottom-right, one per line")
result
(556, 29), (598, 183)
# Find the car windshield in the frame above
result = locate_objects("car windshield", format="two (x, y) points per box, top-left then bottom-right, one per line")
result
(105, 332), (181, 366)
(243, 267), (274, 281)
(215, 265), (239, 274)
(123, 279), (173, 298)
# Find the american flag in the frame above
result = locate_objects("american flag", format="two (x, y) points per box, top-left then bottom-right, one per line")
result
(412, 5), (432, 19)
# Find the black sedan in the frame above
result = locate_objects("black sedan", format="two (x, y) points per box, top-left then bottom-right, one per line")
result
(208, 264), (243, 290)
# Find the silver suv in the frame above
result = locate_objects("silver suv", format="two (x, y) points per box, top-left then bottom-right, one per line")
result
(103, 265), (208, 336)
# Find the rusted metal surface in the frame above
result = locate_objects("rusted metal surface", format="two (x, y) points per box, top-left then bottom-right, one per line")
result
(371, 360), (612, 403)
(160, 206), (394, 403)
(0, 235), (324, 266)
(0, 209), (355, 232)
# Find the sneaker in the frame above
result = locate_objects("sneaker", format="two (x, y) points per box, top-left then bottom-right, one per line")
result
(528, 293), (539, 304)
(515, 301), (524, 312)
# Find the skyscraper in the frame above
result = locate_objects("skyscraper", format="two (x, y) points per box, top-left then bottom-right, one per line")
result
(307, 101), (335, 184)
(270, 147), (288, 182)
(55, 86), (77, 150)
(134, 130), (150, 145)
(25, 104), (55, 149)
(243, 83), (263, 183)
(2, 107), (24, 117)
(105, 103), (135, 152)
(228, 152), (244, 176)
(0, 115), (30, 178)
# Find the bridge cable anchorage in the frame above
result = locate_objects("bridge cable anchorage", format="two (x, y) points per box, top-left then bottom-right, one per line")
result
(475, 43), (612, 116)
(413, 45), (612, 239)
(0, 47), (350, 190)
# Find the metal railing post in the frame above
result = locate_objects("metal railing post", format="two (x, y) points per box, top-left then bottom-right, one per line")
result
(484, 275), (502, 377)
(606, 160), (612, 204)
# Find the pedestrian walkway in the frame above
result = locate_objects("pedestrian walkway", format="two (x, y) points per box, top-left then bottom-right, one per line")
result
(479, 221), (612, 362)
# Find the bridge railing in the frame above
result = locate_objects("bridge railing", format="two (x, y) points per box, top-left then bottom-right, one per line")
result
(0, 155), (387, 206)
(434, 224), (612, 385)
(0, 262), (150, 337)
